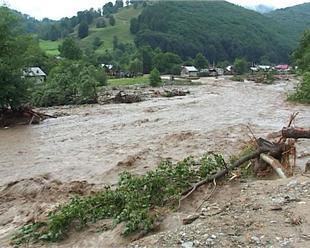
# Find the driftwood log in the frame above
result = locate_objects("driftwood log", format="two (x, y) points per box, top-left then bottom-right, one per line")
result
(179, 121), (310, 207)
(282, 127), (310, 139)
(260, 154), (287, 179)
(0, 107), (56, 126)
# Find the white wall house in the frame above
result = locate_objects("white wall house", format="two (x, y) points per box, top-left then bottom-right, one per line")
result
(181, 66), (198, 77)
(23, 67), (47, 84)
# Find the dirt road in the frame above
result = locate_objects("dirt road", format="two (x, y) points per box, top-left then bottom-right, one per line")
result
(0, 76), (309, 247)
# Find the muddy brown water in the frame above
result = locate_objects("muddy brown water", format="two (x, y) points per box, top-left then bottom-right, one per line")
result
(0, 77), (309, 187)
(0, 76), (309, 247)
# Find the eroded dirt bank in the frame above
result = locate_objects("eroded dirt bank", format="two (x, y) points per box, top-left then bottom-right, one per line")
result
(0, 76), (309, 247)
(131, 176), (310, 248)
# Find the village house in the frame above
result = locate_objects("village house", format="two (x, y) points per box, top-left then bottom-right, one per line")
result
(275, 64), (290, 71)
(23, 67), (46, 84)
(180, 66), (198, 77)
(250, 65), (271, 72)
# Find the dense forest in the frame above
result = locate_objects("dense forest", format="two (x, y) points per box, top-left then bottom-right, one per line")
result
(132, 1), (310, 63)
(267, 3), (310, 41)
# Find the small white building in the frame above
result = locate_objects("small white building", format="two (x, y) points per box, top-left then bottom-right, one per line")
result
(181, 66), (198, 77)
(23, 67), (46, 84)
(250, 65), (271, 72)
(258, 65), (271, 71)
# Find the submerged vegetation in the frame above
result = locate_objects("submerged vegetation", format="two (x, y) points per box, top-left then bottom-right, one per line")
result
(13, 154), (226, 244)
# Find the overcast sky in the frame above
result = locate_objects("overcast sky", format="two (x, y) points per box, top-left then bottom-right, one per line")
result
(1, 0), (309, 20)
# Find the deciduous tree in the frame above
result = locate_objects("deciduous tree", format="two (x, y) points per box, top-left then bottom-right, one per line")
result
(149, 68), (161, 87)
(78, 21), (89, 39)
(109, 15), (116, 26)
(234, 58), (248, 75)
(58, 37), (82, 60)
(194, 53), (208, 69)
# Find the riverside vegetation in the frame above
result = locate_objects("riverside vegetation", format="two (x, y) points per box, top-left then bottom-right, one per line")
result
(12, 154), (226, 244)
(288, 30), (310, 104)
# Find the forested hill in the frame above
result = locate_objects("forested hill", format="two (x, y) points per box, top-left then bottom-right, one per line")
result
(131, 1), (304, 63)
(7, 1), (310, 64)
(267, 3), (310, 41)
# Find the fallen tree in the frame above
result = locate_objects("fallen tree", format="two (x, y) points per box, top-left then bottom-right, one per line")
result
(0, 106), (56, 127)
(180, 114), (309, 202)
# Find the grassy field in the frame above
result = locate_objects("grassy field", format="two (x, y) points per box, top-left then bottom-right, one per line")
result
(39, 40), (61, 56)
(108, 75), (149, 86)
(39, 6), (141, 56)
(81, 6), (142, 53)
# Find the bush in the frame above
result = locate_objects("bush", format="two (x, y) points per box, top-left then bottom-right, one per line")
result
(78, 21), (89, 39)
(149, 68), (161, 87)
(288, 72), (310, 103)
(31, 61), (100, 107)
(13, 154), (226, 244)
(94, 68), (107, 86)
(92, 37), (103, 49)
(58, 38), (82, 60)
(234, 58), (248, 75)
(109, 15), (116, 26)
(96, 19), (106, 28)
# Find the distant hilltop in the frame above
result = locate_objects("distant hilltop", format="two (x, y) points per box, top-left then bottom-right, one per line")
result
(247, 4), (275, 13)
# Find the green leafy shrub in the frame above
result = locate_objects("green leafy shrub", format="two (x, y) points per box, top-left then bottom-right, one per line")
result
(288, 72), (310, 103)
(13, 154), (226, 244)
(149, 68), (161, 87)
(199, 153), (226, 178)
(31, 61), (102, 106)
(234, 58), (249, 75)
(289, 30), (310, 103)
(229, 143), (256, 178)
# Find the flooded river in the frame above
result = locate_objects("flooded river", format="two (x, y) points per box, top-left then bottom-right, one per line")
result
(0, 77), (309, 187)
(0, 76), (309, 247)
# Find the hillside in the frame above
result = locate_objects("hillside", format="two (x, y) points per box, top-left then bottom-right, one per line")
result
(38, 6), (142, 56)
(15, 1), (310, 63)
(133, 1), (295, 63)
(267, 3), (310, 41)
(79, 6), (142, 53)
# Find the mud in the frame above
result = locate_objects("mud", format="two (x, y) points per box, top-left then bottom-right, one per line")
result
(131, 176), (310, 248)
(0, 76), (309, 247)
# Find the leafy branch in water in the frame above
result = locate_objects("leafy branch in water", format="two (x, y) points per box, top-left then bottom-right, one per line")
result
(12, 154), (226, 245)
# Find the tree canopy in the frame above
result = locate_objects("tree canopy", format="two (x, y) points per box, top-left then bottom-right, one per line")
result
(289, 29), (310, 103)
(234, 58), (249, 75)
(194, 53), (209, 69)
(58, 37), (82, 60)
(0, 7), (44, 109)
(78, 21), (89, 39)
(149, 68), (161, 87)
(133, 1), (299, 63)
(294, 30), (310, 72)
